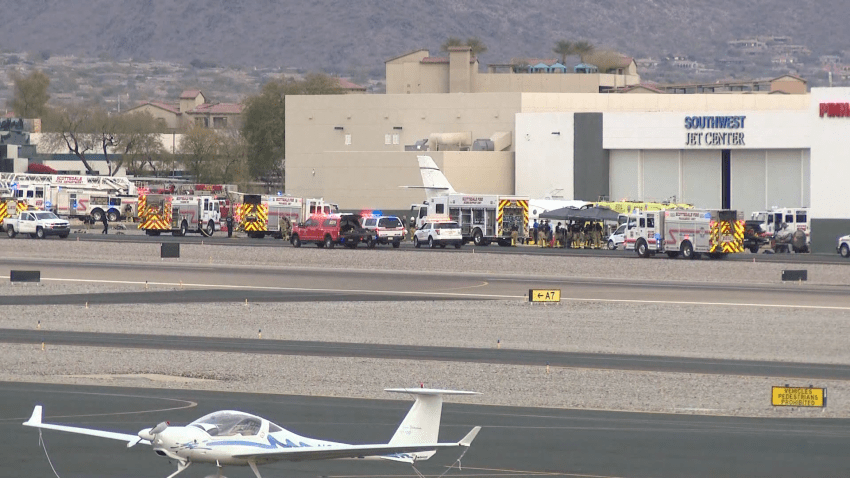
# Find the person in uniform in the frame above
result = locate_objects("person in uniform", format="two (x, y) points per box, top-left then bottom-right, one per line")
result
(510, 223), (519, 246)
(101, 212), (109, 234)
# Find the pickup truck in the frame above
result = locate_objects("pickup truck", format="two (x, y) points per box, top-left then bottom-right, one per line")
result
(289, 214), (370, 248)
(4, 210), (71, 239)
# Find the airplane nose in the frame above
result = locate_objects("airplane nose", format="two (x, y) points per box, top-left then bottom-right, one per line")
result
(138, 427), (155, 441)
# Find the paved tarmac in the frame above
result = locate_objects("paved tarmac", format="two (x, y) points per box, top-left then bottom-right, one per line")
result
(3, 382), (849, 478)
(3, 258), (850, 309)
(4, 328), (850, 381)
(4, 228), (843, 264)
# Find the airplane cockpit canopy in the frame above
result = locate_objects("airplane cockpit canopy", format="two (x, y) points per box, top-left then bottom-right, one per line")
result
(189, 411), (271, 437)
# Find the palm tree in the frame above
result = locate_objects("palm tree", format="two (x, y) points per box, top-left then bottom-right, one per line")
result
(553, 40), (574, 64)
(440, 37), (464, 52)
(465, 37), (487, 57)
(573, 41), (595, 63)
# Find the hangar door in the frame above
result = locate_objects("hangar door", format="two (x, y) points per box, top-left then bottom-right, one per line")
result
(730, 149), (810, 218)
(609, 150), (721, 208)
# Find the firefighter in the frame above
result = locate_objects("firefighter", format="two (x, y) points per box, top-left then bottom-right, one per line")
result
(537, 220), (547, 248)
(510, 223), (518, 246)
(555, 222), (562, 248)
(101, 212), (109, 234)
(594, 222), (603, 249)
(226, 214), (234, 238)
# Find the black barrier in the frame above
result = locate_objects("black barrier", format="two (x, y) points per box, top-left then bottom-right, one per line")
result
(10, 270), (40, 282)
(782, 270), (808, 281)
(161, 243), (180, 258)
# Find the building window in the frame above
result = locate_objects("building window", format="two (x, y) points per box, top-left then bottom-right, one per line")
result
(385, 134), (392, 145)
(392, 134), (400, 145)
(345, 134), (352, 146)
(213, 117), (227, 129)
(195, 117), (209, 127)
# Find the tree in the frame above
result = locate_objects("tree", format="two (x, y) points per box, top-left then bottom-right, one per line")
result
(440, 37), (464, 52)
(465, 37), (487, 57)
(573, 41), (595, 62)
(553, 40), (574, 64)
(9, 70), (50, 118)
(240, 73), (344, 190)
(179, 125), (222, 183)
(40, 104), (101, 174)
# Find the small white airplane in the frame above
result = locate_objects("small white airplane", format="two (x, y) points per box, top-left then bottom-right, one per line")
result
(23, 388), (481, 478)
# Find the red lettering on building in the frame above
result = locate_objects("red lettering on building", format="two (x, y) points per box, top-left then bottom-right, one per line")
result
(820, 102), (850, 118)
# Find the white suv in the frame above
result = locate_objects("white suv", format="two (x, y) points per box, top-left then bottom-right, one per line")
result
(361, 215), (405, 248)
(413, 221), (463, 249)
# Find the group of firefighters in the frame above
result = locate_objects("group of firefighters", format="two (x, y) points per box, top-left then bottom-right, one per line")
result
(529, 219), (606, 249)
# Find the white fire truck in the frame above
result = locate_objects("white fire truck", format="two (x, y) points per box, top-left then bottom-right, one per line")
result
(624, 208), (745, 259)
(0, 173), (136, 220)
(751, 208), (809, 236)
(138, 194), (220, 237)
(237, 195), (337, 239)
(410, 194), (529, 246)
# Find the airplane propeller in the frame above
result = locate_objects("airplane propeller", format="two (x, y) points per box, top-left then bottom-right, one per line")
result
(136, 421), (169, 443)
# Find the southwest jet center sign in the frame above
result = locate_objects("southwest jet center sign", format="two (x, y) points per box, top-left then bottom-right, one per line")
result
(684, 115), (746, 146)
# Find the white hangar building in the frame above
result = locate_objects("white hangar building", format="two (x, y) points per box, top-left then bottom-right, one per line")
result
(285, 86), (850, 254)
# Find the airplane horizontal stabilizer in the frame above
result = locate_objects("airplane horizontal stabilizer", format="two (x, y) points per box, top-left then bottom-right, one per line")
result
(231, 441), (459, 462)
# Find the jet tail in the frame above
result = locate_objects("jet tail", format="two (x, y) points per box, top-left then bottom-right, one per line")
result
(416, 155), (456, 198)
(385, 388), (479, 461)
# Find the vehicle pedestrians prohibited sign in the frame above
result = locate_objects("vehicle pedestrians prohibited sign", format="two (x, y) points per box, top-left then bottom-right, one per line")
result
(771, 386), (826, 407)
(528, 289), (561, 303)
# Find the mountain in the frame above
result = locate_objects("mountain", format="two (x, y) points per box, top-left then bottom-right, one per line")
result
(2, 0), (849, 76)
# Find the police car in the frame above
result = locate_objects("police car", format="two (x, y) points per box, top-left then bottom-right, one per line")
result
(413, 220), (463, 249)
(360, 215), (405, 248)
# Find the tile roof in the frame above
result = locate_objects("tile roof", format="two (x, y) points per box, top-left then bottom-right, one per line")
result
(186, 103), (243, 114)
(146, 101), (180, 114)
(180, 89), (203, 99)
(421, 56), (478, 64)
(337, 78), (366, 90)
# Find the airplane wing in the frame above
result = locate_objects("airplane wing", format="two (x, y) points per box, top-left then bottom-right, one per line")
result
(232, 426), (481, 463)
(23, 406), (150, 448)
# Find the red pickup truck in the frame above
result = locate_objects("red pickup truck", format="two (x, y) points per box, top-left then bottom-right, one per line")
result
(289, 214), (371, 249)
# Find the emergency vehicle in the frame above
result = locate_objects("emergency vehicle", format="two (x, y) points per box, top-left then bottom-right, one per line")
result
(236, 195), (337, 239)
(595, 199), (693, 215)
(0, 191), (27, 231)
(410, 194), (529, 246)
(138, 194), (220, 237)
(751, 208), (809, 236)
(0, 173), (136, 220)
(624, 208), (745, 259)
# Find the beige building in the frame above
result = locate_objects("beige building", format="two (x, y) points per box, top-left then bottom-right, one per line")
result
(124, 90), (243, 130)
(385, 47), (640, 95)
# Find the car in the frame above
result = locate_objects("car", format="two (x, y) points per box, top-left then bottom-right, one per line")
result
(838, 234), (850, 258)
(413, 221), (463, 249)
(4, 210), (71, 239)
(360, 215), (405, 248)
(289, 214), (371, 249)
(606, 223), (627, 250)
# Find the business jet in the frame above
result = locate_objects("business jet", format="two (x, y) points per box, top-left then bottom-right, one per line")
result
(412, 155), (589, 220)
(23, 388), (481, 478)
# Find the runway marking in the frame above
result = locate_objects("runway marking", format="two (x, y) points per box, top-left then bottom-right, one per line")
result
(0, 276), (523, 300)
(558, 296), (850, 311)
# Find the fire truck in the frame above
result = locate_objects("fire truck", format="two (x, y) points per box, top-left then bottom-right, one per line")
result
(595, 199), (693, 215)
(236, 195), (338, 239)
(0, 190), (27, 231)
(138, 194), (220, 237)
(624, 208), (745, 259)
(410, 194), (529, 246)
(0, 173), (136, 220)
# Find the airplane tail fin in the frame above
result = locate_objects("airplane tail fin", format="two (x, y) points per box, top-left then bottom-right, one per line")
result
(416, 155), (456, 198)
(385, 388), (479, 460)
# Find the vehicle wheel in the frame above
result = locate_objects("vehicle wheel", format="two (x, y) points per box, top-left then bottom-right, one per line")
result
(636, 239), (649, 258)
(392, 240), (400, 249)
(36, 227), (45, 239)
(454, 243), (462, 249)
(666, 251), (679, 258)
(413, 236), (421, 248)
(607, 240), (615, 250)
(202, 220), (215, 237)
(681, 241), (695, 260)
(841, 244), (850, 258)
(107, 210), (120, 222)
(440, 244), (447, 248)
(473, 229), (484, 246)
(6, 226), (15, 238)
(366, 235), (376, 249)
(291, 234), (301, 248)
(91, 209), (104, 222)
(428, 236), (435, 249)
(59, 233), (68, 239)
(145, 230), (160, 236)
(749, 245), (759, 254)
(324, 235), (334, 249)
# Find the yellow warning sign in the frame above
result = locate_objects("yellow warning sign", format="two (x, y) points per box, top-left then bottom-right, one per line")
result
(528, 289), (561, 303)
(771, 386), (826, 407)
